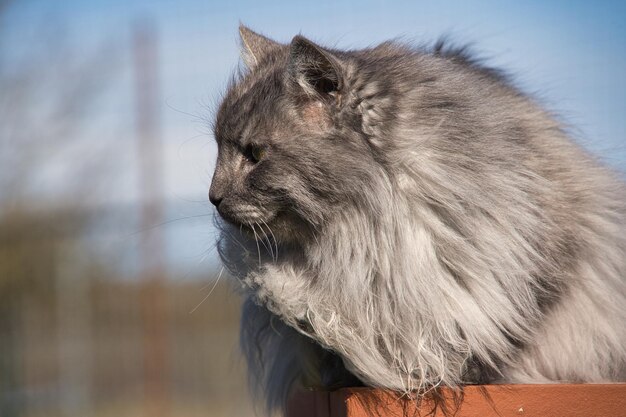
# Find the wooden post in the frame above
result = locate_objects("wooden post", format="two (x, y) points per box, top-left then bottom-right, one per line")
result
(287, 384), (626, 417)
(133, 19), (169, 417)
(56, 241), (94, 417)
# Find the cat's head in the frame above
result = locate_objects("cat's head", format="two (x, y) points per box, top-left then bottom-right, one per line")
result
(210, 26), (393, 243)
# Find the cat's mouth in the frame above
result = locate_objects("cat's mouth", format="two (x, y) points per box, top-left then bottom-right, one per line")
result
(216, 204), (279, 239)
(216, 200), (313, 245)
(220, 209), (311, 245)
(217, 201), (274, 225)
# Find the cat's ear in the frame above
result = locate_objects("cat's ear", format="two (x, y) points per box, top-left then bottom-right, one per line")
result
(288, 36), (343, 103)
(239, 25), (281, 69)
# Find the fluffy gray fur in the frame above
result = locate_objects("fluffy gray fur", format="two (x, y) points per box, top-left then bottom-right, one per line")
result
(209, 26), (626, 414)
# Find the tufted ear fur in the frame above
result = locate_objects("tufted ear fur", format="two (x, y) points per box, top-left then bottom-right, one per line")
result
(239, 25), (281, 69)
(288, 35), (344, 104)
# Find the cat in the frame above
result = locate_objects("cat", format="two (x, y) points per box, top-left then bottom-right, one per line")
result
(209, 25), (626, 414)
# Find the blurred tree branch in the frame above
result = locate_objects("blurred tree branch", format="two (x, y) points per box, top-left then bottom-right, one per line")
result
(0, 1), (121, 291)
(0, 2), (120, 209)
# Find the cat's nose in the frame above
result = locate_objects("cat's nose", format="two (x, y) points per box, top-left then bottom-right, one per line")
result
(209, 167), (227, 208)
(209, 191), (223, 208)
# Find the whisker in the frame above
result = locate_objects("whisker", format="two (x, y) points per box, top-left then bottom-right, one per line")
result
(189, 266), (225, 314)
(181, 240), (219, 282)
(257, 221), (277, 262)
(250, 223), (262, 267)
(221, 227), (248, 253)
(259, 219), (278, 261)
(256, 221), (275, 262)
(126, 213), (215, 238)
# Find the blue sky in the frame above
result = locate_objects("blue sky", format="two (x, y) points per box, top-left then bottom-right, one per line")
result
(3, 0), (625, 271)
(7, 0), (625, 200)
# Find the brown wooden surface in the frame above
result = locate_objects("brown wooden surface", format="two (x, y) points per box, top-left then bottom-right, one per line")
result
(286, 384), (626, 417)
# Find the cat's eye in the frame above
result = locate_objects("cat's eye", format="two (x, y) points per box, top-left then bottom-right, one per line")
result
(245, 144), (266, 163)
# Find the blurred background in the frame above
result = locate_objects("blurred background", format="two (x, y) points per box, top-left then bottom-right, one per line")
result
(0, 1), (624, 416)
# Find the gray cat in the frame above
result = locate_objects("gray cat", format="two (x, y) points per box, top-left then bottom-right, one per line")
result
(209, 26), (626, 413)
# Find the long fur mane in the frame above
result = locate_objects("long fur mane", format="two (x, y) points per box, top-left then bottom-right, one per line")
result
(213, 30), (626, 415)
